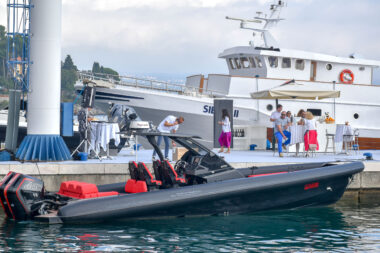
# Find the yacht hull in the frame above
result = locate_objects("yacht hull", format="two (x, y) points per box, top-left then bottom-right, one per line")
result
(82, 81), (380, 149)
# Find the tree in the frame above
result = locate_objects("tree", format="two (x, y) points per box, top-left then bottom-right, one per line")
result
(0, 25), (11, 92)
(61, 55), (78, 101)
(62, 55), (77, 71)
(92, 62), (101, 74)
(91, 61), (120, 81)
(0, 25), (7, 78)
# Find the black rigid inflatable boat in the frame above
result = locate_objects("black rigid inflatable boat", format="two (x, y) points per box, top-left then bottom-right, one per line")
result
(0, 132), (364, 224)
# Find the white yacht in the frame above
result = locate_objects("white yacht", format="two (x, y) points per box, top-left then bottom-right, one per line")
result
(77, 1), (380, 148)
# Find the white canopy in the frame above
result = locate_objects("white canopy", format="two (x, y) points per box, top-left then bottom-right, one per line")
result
(250, 81), (340, 100)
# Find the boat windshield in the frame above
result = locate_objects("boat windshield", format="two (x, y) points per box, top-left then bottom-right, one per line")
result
(171, 137), (209, 156)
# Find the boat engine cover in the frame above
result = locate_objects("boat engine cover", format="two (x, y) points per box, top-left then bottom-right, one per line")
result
(0, 171), (17, 217)
(2, 173), (44, 220)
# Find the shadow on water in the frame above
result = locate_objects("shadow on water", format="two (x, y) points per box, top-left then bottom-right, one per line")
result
(1, 205), (380, 252)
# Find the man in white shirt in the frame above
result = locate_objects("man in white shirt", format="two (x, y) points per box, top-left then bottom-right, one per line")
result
(153, 115), (184, 160)
(270, 104), (283, 150)
(270, 104), (283, 126)
(274, 111), (292, 157)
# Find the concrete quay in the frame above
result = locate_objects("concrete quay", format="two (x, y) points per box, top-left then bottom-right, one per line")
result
(0, 149), (379, 204)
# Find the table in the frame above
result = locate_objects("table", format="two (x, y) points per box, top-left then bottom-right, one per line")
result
(288, 122), (336, 153)
(289, 125), (307, 145)
(89, 122), (120, 156)
(335, 124), (354, 154)
(335, 124), (353, 143)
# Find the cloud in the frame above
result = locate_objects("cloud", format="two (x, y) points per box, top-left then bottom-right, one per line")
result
(0, 1), (6, 26)
(1, 0), (380, 82)
(63, 0), (251, 11)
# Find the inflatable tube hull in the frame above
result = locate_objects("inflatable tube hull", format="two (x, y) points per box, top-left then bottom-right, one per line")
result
(36, 162), (363, 224)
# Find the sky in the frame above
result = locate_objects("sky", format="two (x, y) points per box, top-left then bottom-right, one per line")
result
(1, 0), (380, 82)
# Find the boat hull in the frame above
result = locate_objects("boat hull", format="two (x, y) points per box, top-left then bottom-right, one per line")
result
(40, 162), (363, 224)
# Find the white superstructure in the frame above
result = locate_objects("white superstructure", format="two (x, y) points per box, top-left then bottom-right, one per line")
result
(76, 1), (380, 148)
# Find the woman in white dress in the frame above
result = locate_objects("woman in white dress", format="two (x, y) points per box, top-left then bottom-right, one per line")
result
(218, 109), (231, 154)
(304, 111), (319, 154)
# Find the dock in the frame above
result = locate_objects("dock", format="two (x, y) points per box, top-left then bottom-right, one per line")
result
(1, 149), (380, 203)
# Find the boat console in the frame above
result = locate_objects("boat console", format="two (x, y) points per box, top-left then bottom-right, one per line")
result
(142, 132), (238, 184)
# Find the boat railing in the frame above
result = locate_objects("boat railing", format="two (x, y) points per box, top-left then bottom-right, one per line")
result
(78, 71), (220, 98)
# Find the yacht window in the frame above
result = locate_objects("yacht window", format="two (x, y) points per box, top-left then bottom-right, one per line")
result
(307, 109), (322, 117)
(228, 58), (236, 69)
(255, 56), (263, 68)
(249, 57), (256, 68)
(268, 57), (278, 68)
(326, 64), (332, 71)
(359, 66), (365, 71)
(295, 59), (305, 70)
(240, 57), (250, 68)
(234, 58), (242, 69)
(282, 58), (291, 68)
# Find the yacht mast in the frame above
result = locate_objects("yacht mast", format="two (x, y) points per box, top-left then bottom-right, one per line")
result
(226, 0), (285, 48)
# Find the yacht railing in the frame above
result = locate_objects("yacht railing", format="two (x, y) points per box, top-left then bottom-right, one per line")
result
(78, 71), (219, 98)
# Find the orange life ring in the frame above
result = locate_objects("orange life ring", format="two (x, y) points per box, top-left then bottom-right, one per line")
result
(340, 69), (354, 84)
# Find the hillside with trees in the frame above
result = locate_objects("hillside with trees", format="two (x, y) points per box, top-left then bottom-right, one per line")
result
(0, 25), (12, 93)
(0, 25), (121, 103)
(92, 62), (120, 81)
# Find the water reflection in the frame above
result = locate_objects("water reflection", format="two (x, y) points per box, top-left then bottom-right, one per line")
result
(1, 206), (380, 252)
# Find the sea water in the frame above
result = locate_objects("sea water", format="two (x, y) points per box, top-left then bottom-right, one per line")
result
(1, 203), (380, 252)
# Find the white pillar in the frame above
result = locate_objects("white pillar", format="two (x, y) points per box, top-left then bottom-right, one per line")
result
(16, 0), (71, 161)
(28, 0), (61, 135)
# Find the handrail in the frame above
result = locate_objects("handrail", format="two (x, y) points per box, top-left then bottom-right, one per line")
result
(208, 73), (380, 87)
(77, 71), (222, 98)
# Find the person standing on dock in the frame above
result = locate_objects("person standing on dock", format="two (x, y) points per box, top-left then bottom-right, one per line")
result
(304, 111), (319, 155)
(78, 107), (95, 152)
(270, 104), (283, 125)
(286, 111), (293, 124)
(270, 104), (283, 150)
(295, 109), (306, 156)
(218, 109), (232, 154)
(153, 115), (184, 160)
(275, 111), (291, 157)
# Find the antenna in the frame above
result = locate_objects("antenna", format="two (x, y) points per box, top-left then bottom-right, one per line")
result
(225, 1), (286, 48)
(225, 16), (262, 24)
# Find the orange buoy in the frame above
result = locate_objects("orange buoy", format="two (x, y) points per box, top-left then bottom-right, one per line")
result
(340, 69), (354, 84)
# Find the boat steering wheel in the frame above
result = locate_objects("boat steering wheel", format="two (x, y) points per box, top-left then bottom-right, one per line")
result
(174, 160), (188, 175)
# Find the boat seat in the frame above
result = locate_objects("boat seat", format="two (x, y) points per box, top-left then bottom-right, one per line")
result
(58, 181), (118, 199)
(138, 162), (162, 190)
(163, 160), (187, 186)
(125, 179), (148, 194)
(128, 161), (139, 180)
(153, 160), (164, 182)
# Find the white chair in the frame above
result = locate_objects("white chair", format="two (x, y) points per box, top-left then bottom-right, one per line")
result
(346, 129), (359, 155)
(325, 129), (336, 154)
